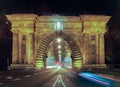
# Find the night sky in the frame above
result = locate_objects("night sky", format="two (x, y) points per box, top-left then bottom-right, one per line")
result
(0, 0), (120, 15)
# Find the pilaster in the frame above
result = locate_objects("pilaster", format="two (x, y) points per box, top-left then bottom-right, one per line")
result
(26, 33), (35, 64)
(19, 33), (22, 64)
(99, 34), (105, 64)
(95, 34), (99, 64)
(83, 33), (90, 64)
(12, 31), (19, 64)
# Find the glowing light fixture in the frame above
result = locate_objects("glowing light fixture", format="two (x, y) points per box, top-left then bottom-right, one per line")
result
(58, 51), (61, 54)
(58, 45), (61, 49)
(54, 21), (63, 31)
(57, 38), (61, 43)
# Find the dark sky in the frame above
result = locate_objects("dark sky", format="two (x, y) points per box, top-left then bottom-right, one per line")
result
(0, 0), (120, 15)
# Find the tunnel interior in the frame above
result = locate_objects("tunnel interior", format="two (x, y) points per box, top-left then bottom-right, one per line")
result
(36, 31), (82, 69)
(46, 37), (72, 69)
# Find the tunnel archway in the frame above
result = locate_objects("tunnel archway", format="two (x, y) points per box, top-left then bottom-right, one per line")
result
(35, 31), (82, 69)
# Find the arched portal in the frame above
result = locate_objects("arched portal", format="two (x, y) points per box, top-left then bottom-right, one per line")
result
(46, 37), (72, 69)
(7, 14), (110, 69)
(35, 31), (82, 69)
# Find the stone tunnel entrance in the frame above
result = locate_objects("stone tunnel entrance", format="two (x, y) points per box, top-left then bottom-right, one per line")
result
(6, 14), (110, 70)
(35, 31), (82, 69)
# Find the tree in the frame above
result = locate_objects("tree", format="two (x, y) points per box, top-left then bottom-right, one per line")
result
(0, 12), (12, 70)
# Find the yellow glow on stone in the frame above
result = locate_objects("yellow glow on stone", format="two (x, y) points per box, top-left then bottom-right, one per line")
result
(84, 22), (106, 33)
(36, 60), (44, 69)
(7, 14), (110, 69)
(27, 35), (31, 64)
(74, 60), (82, 69)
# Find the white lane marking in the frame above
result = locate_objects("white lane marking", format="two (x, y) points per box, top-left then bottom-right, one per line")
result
(52, 75), (60, 87)
(60, 75), (66, 87)
(6, 76), (13, 80)
(0, 83), (4, 85)
(58, 79), (60, 83)
(11, 78), (21, 81)
(52, 74), (66, 87)
(24, 75), (31, 78)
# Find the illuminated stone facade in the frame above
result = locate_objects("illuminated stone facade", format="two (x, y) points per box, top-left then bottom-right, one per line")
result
(6, 14), (110, 69)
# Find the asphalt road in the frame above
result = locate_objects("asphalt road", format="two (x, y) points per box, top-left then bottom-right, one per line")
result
(0, 68), (120, 87)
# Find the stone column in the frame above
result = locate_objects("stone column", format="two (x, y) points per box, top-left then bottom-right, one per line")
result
(95, 34), (99, 64)
(99, 34), (105, 64)
(83, 33), (90, 64)
(19, 33), (22, 64)
(26, 33), (34, 64)
(12, 32), (19, 64)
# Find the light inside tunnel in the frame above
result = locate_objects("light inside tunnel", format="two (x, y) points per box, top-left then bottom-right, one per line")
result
(56, 38), (62, 43)
(58, 51), (61, 54)
(58, 45), (61, 49)
(45, 36), (73, 69)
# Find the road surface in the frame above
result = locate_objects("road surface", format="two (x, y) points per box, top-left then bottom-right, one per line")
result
(0, 68), (120, 87)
